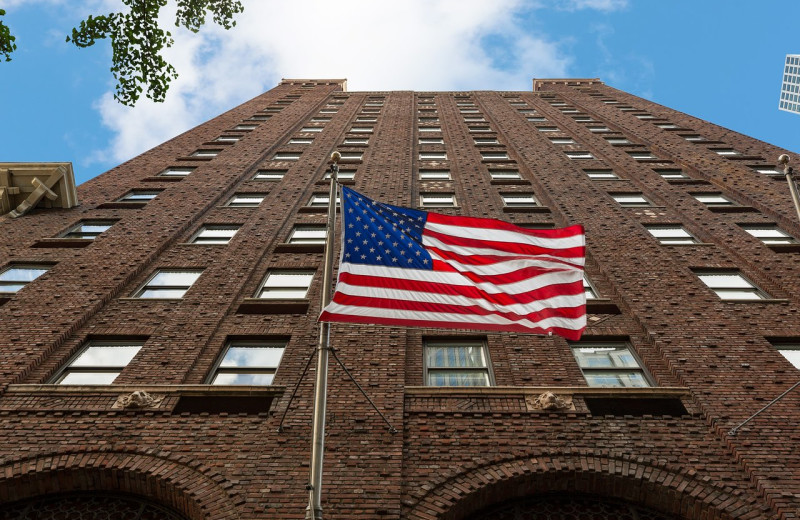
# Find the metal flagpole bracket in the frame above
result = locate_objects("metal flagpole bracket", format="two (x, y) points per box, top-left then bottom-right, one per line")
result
(777, 154), (800, 222)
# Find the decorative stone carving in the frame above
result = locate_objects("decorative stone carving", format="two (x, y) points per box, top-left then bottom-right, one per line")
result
(113, 391), (164, 409)
(525, 391), (574, 411)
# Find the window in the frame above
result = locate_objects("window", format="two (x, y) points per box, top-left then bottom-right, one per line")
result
(191, 149), (221, 157)
(339, 152), (364, 161)
(695, 271), (768, 300)
(419, 137), (444, 145)
(469, 126), (492, 132)
(420, 152), (447, 160)
(248, 114), (271, 120)
(419, 126), (442, 132)
(356, 117), (377, 122)
(273, 152), (301, 161)
(751, 166), (781, 176)
(773, 342), (800, 370)
(254, 170), (285, 181)
(474, 138), (499, 145)
(288, 225), (326, 244)
(656, 123), (678, 129)
(645, 225), (697, 244)
(713, 148), (740, 156)
(312, 117), (332, 122)
(583, 275), (597, 299)
(117, 190), (160, 202)
(740, 225), (796, 244)
(350, 127), (373, 133)
(135, 270), (202, 299)
(463, 117), (485, 122)
(612, 193), (650, 207)
(54, 341), (143, 385)
(344, 138), (368, 145)
(656, 169), (688, 179)
(0, 264), (49, 294)
(605, 137), (631, 145)
(481, 152), (509, 161)
(214, 135), (241, 142)
(527, 117), (547, 122)
(570, 342), (651, 388)
(60, 220), (114, 239)
(502, 194), (538, 207)
(190, 225), (240, 245)
(635, 114), (655, 120)
(489, 169), (522, 180)
(419, 170), (451, 180)
(257, 270), (315, 299)
(289, 138), (313, 145)
(420, 194), (456, 207)
(308, 194), (340, 207)
(210, 340), (285, 385)
(585, 169), (618, 180)
(693, 193), (735, 206)
(424, 339), (492, 387)
(324, 169), (356, 180)
(301, 127), (323, 133)
(560, 109), (579, 114)
(566, 152), (595, 160)
(227, 194), (265, 207)
(235, 124), (258, 131)
(588, 126), (610, 132)
(628, 151), (658, 160)
(158, 167), (194, 177)
(681, 134), (704, 142)
(459, 108), (479, 113)
(550, 138), (576, 145)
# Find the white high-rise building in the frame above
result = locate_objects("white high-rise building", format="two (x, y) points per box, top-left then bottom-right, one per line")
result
(779, 54), (800, 114)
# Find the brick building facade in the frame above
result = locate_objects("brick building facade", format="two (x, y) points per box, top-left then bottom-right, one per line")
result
(0, 78), (799, 519)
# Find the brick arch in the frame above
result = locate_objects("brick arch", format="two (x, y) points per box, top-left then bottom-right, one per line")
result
(404, 452), (772, 520)
(0, 449), (240, 520)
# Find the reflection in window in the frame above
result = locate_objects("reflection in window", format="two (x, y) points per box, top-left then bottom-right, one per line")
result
(211, 340), (286, 385)
(135, 270), (203, 299)
(0, 264), (49, 293)
(425, 340), (492, 387)
(55, 341), (143, 385)
(571, 343), (651, 387)
(257, 270), (315, 299)
(61, 220), (115, 239)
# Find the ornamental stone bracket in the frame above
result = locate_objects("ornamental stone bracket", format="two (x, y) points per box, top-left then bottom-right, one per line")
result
(525, 391), (574, 411)
(0, 162), (79, 218)
(113, 391), (165, 410)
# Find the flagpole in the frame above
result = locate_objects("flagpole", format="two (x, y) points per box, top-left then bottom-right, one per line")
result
(307, 151), (341, 520)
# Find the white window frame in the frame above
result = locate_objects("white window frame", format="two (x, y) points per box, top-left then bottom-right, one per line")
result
(61, 220), (115, 240)
(0, 264), (50, 294)
(53, 340), (143, 385)
(227, 194), (265, 207)
(253, 170), (285, 181)
(257, 270), (315, 300)
(612, 193), (651, 207)
(570, 342), (652, 388)
(134, 269), (203, 299)
(288, 225), (327, 244)
(501, 194), (538, 207)
(424, 339), (493, 387)
(585, 169), (618, 180)
(740, 225), (797, 244)
(209, 339), (286, 385)
(645, 225), (697, 245)
(158, 167), (194, 177)
(419, 170), (451, 180)
(489, 169), (522, 180)
(190, 225), (240, 245)
(420, 194), (456, 208)
(695, 271), (768, 300)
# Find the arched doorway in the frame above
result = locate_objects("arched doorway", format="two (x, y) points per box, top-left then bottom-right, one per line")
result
(0, 492), (189, 520)
(465, 494), (680, 520)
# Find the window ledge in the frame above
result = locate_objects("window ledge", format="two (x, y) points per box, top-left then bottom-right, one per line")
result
(274, 243), (325, 254)
(31, 238), (93, 248)
(237, 298), (310, 314)
(117, 297), (184, 302)
(177, 156), (215, 162)
(707, 206), (757, 213)
(140, 176), (185, 183)
(586, 299), (620, 314)
(177, 242), (227, 247)
(405, 386), (689, 398)
(96, 201), (147, 209)
(502, 206), (551, 214)
(490, 179), (531, 186)
(767, 243), (800, 253)
(663, 242), (716, 247)
(723, 298), (789, 304)
(666, 179), (711, 185)
(3, 384), (285, 414)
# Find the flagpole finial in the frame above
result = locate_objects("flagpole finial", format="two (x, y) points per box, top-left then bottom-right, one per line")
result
(330, 151), (341, 164)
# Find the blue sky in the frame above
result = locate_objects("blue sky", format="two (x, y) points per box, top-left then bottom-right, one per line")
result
(1, 0), (798, 185)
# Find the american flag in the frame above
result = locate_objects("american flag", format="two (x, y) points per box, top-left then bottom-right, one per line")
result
(319, 186), (586, 339)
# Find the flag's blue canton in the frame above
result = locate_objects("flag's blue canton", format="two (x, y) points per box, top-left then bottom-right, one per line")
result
(341, 186), (433, 269)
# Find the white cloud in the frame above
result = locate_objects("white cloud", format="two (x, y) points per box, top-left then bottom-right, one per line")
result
(81, 0), (585, 165)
